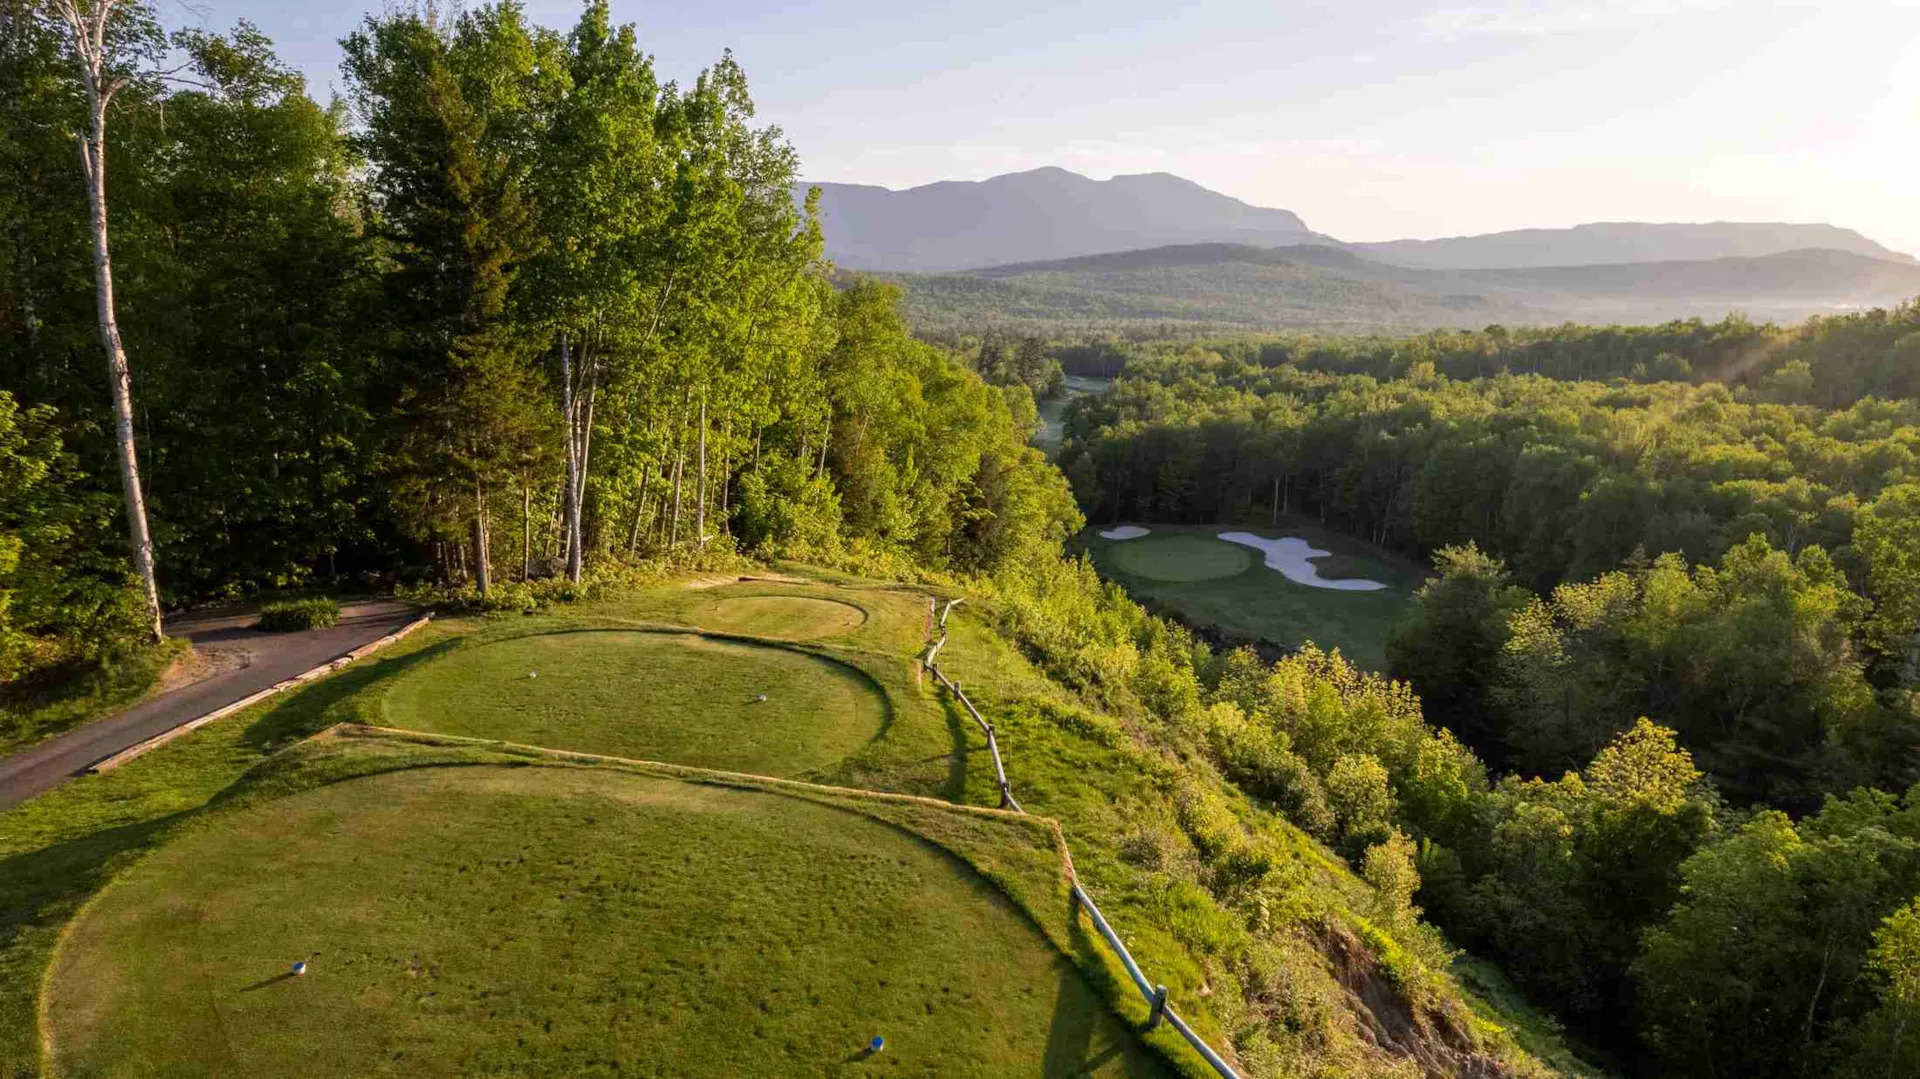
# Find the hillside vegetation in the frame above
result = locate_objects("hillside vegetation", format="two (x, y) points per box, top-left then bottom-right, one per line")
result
(1053, 323), (1920, 1075)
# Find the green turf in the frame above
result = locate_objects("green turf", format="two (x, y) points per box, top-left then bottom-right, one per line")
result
(596, 579), (934, 659)
(1081, 522), (1425, 670)
(381, 630), (886, 776)
(690, 594), (868, 639)
(1108, 534), (1253, 583)
(45, 765), (1163, 1078)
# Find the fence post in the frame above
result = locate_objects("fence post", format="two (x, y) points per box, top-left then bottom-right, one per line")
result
(1147, 984), (1169, 1030)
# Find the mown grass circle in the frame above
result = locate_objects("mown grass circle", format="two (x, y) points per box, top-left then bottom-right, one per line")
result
(382, 630), (884, 776)
(692, 594), (867, 639)
(44, 766), (1158, 1077)
(1107, 533), (1253, 583)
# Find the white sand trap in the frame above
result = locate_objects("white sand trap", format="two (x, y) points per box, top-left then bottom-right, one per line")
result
(1217, 533), (1389, 591)
(1099, 525), (1151, 540)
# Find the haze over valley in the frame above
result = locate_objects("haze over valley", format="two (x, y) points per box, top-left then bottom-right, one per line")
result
(805, 167), (1920, 330)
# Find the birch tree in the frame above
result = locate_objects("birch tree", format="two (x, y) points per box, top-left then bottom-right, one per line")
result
(47, 0), (162, 639)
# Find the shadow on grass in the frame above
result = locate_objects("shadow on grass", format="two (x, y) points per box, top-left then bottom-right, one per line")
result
(1058, 908), (1177, 1078)
(238, 970), (302, 993)
(0, 811), (195, 955)
(6, 639), (461, 916)
(938, 691), (971, 805)
(238, 639), (462, 752)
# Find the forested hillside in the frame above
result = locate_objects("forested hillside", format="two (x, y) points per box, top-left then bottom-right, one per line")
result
(1055, 313), (1920, 1074)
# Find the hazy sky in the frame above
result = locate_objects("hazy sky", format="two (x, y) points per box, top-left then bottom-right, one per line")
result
(173, 0), (1920, 254)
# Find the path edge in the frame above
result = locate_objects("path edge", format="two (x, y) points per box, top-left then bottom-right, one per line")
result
(85, 612), (434, 775)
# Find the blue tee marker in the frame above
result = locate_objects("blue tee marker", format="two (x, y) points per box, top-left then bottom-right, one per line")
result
(291, 960), (308, 976)
(869, 1036), (884, 1053)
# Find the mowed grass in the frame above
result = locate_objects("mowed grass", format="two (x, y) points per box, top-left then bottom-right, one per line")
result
(45, 764), (1163, 1078)
(1108, 533), (1252, 582)
(381, 630), (886, 777)
(1081, 521), (1425, 670)
(691, 594), (867, 639)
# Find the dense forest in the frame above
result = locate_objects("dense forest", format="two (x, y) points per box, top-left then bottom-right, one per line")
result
(1054, 317), (1920, 1073)
(5, 0), (1920, 1076)
(0, 0), (1075, 694)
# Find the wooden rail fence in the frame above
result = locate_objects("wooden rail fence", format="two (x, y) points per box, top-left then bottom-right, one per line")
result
(922, 597), (1243, 1079)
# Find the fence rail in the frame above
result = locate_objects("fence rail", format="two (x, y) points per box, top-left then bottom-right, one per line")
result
(923, 597), (1242, 1079)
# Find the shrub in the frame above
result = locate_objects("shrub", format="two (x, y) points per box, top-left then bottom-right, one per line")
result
(257, 597), (340, 631)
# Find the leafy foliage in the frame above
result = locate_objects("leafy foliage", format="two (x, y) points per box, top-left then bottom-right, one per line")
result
(255, 597), (340, 631)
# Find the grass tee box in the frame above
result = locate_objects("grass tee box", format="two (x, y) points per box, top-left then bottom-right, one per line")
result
(42, 733), (1167, 1078)
(380, 628), (888, 778)
(1080, 521), (1424, 669)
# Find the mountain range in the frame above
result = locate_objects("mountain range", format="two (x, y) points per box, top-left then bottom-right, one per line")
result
(798, 168), (1919, 330)
(806, 167), (1328, 273)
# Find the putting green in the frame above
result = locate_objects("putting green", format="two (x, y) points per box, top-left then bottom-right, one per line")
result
(692, 594), (867, 639)
(1108, 533), (1253, 583)
(44, 766), (1161, 1077)
(382, 630), (884, 776)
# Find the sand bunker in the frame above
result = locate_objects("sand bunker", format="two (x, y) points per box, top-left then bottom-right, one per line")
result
(1099, 525), (1151, 541)
(1217, 533), (1388, 591)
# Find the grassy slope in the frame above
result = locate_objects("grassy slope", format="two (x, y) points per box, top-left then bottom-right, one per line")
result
(927, 594), (1597, 1077)
(1079, 521), (1425, 670)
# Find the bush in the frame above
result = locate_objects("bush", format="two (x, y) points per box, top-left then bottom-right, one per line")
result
(257, 597), (341, 631)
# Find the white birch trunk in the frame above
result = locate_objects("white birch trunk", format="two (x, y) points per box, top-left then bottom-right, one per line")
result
(58, 0), (163, 641)
(560, 331), (580, 580)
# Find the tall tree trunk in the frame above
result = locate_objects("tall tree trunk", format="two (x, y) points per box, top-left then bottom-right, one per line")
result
(571, 371), (597, 578)
(473, 477), (490, 596)
(61, 5), (161, 641)
(560, 331), (580, 581)
(1272, 476), (1280, 526)
(695, 389), (708, 549)
(669, 452), (685, 548)
(627, 462), (653, 558)
(816, 411), (831, 480)
(521, 476), (532, 581)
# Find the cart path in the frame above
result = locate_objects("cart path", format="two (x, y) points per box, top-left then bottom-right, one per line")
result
(0, 600), (417, 811)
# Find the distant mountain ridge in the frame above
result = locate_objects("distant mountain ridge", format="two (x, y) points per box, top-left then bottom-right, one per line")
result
(1351, 222), (1915, 269)
(798, 167), (1914, 273)
(803, 168), (1327, 272)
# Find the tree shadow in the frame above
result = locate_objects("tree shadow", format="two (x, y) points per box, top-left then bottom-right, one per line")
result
(238, 638), (463, 752)
(0, 809), (196, 974)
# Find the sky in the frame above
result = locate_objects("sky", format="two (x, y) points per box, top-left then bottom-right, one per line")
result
(171, 0), (1920, 255)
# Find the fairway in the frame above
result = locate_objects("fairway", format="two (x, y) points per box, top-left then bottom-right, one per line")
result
(382, 630), (885, 776)
(691, 594), (867, 639)
(45, 766), (1161, 1078)
(1084, 522), (1423, 669)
